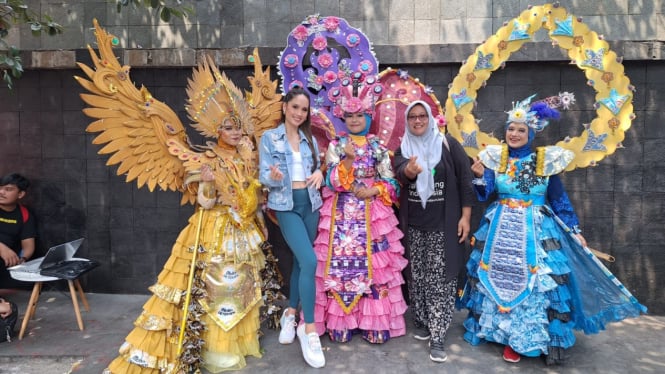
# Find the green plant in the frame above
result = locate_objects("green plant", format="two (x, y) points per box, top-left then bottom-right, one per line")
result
(0, 0), (64, 89)
(115, 0), (194, 23)
(0, 0), (193, 89)
(0, 42), (21, 89)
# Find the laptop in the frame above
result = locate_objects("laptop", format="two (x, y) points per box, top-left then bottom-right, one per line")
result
(9, 238), (86, 275)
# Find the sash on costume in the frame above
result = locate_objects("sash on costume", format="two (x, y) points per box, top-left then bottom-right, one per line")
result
(478, 195), (542, 311)
(324, 192), (373, 313)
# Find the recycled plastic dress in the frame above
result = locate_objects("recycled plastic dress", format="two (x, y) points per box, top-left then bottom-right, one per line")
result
(459, 144), (646, 363)
(106, 142), (266, 373)
(313, 133), (408, 343)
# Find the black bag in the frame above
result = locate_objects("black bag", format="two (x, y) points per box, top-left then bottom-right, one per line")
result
(0, 300), (18, 342)
(40, 260), (100, 280)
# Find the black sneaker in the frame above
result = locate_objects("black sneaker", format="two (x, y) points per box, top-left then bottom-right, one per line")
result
(413, 327), (431, 341)
(545, 346), (566, 365)
(429, 341), (448, 363)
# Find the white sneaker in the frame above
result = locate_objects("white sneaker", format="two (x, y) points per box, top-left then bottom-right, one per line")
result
(278, 310), (296, 344)
(296, 323), (325, 368)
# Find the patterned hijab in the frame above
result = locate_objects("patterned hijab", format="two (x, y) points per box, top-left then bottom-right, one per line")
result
(400, 100), (443, 208)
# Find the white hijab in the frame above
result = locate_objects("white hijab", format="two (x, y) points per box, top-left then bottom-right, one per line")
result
(400, 101), (444, 208)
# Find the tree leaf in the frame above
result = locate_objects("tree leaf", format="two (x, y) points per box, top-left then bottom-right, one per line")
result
(3, 71), (13, 90)
(160, 7), (171, 22)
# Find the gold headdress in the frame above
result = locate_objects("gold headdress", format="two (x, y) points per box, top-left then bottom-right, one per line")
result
(186, 55), (254, 139)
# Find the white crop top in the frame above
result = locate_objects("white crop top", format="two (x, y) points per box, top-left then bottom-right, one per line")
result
(291, 151), (306, 181)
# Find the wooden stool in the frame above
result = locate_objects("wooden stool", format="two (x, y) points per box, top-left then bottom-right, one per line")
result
(9, 271), (90, 340)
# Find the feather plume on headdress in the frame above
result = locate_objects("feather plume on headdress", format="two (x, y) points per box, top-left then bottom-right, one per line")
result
(506, 91), (575, 132)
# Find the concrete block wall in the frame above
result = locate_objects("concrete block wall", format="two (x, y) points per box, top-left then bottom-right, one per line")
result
(1, 59), (663, 313)
(5, 0), (665, 69)
(1, 1), (663, 313)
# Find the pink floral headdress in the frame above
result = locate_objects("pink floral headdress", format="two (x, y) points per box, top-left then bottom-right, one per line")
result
(328, 71), (383, 118)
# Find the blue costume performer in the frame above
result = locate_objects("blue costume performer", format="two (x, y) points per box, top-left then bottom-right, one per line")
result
(459, 93), (646, 365)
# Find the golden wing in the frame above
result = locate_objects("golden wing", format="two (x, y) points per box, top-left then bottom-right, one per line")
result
(75, 19), (199, 204)
(245, 48), (283, 146)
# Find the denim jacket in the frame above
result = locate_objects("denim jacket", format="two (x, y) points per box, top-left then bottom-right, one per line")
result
(259, 124), (323, 212)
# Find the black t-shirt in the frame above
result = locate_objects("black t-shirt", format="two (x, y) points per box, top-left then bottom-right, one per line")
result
(0, 205), (37, 254)
(406, 160), (446, 231)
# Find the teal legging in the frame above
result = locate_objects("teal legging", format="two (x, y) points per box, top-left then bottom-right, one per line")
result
(275, 188), (320, 323)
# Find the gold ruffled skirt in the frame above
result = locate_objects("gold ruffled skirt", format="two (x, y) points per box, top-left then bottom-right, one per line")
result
(105, 206), (265, 373)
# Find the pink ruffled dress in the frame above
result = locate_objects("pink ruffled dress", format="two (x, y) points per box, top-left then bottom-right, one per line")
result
(313, 134), (408, 343)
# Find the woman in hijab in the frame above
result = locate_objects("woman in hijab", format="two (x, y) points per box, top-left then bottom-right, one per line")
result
(393, 100), (475, 363)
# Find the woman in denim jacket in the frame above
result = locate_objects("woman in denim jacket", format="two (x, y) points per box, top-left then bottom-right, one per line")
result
(259, 87), (325, 368)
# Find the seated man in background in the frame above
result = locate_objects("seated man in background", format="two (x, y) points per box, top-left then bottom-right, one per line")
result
(0, 173), (36, 287)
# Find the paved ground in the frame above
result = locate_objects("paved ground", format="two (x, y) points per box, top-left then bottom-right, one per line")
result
(0, 286), (663, 374)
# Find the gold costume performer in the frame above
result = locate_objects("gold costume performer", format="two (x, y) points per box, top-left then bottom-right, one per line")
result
(106, 137), (267, 373)
(76, 20), (284, 373)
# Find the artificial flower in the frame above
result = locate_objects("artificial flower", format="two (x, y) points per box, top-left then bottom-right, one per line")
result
(435, 114), (447, 127)
(358, 59), (374, 73)
(312, 36), (328, 51)
(317, 53), (333, 68)
(323, 70), (337, 84)
(324, 276), (343, 292)
(283, 54), (299, 68)
(323, 16), (340, 31)
(307, 15), (319, 25)
(292, 25), (308, 42)
(343, 97), (363, 113)
(346, 33), (360, 47)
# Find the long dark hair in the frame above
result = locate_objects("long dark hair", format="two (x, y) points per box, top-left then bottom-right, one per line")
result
(282, 87), (317, 172)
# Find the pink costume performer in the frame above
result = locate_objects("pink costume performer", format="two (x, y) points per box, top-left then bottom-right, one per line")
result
(313, 72), (408, 343)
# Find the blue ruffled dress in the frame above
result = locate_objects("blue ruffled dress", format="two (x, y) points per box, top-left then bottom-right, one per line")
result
(459, 144), (646, 363)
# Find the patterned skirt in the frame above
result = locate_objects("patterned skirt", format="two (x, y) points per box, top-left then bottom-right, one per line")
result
(105, 206), (266, 373)
(312, 189), (408, 343)
(460, 201), (646, 360)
